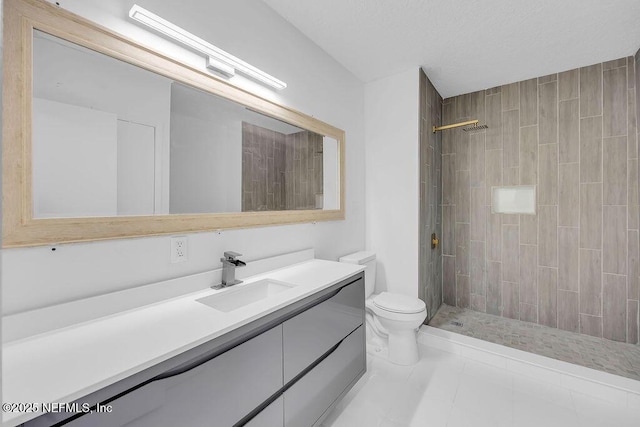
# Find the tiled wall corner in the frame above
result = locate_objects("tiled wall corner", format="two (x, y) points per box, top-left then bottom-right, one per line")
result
(419, 70), (443, 322)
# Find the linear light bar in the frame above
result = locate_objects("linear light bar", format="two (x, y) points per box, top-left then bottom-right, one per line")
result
(128, 4), (287, 90)
(206, 56), (235, 78)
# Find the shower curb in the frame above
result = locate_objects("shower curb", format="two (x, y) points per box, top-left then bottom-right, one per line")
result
(418, 325), (640, 411)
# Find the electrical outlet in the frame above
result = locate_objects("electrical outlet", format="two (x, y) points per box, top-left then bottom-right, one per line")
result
(171, 236), (188, 263)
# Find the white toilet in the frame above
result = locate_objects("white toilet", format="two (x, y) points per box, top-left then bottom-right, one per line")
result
(340, 251), (427, 365)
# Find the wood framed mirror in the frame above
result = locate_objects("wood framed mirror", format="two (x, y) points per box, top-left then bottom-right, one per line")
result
(2, 0), (345, 248)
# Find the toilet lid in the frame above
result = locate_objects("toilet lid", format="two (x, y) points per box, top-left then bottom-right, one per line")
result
(373, 292), (426, 314)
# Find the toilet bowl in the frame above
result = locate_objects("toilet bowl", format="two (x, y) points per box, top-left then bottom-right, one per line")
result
(339, 251), (427, 365)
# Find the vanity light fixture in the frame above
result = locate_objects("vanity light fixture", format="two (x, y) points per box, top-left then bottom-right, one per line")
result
(128, 4), (287, 90)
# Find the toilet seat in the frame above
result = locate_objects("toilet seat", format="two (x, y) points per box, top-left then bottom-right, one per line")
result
(366, 294), (427, 323)
(373, 292), (426, 314)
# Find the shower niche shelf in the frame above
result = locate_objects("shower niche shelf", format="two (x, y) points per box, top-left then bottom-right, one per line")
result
(491, 185), (536, 215)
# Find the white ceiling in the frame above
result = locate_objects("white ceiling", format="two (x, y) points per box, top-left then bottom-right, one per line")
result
(262, 0), (640, 98)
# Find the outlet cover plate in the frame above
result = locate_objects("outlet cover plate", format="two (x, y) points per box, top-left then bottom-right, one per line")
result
(171, 236), (188, 263)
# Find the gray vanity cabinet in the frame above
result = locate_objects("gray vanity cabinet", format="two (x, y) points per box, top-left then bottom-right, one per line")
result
(283, 280), (364, 383)
(57, 326), (283, 427)
(284, 326), (365, 427)
(24, 273), (365, 427)
(129, 325), (283, 427)
(280, 276), (365, 427)
(245, 396), (283, 427)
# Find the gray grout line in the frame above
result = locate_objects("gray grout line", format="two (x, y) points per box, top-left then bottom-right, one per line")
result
(438, 63), (640, 343)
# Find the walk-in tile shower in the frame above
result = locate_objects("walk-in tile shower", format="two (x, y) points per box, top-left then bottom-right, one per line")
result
(422, 53), (640, 380)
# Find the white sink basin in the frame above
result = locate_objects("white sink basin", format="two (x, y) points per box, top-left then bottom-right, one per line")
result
(197, 279), (297, 312)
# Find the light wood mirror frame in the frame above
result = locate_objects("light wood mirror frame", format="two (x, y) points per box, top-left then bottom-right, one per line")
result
(2, 0), (345, 248)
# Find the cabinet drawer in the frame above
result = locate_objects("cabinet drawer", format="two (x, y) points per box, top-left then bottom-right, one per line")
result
(43, 382), (165, 427)
(284, 325), (365, 427)
(53, 326), (283, 427)
(283, 278), (364, 383)
(244, 396), (283, 427)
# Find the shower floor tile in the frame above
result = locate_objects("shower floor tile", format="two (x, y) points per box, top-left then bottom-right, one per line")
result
(429, 304), (640, 382)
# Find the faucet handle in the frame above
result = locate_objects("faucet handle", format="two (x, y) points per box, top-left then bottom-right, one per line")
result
(223, 251), (243, 260)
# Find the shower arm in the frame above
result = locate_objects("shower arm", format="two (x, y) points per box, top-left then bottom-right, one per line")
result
(432, 119), (479, 133)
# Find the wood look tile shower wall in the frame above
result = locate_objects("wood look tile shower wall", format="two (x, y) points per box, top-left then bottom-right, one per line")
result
(242, 122), (323, 212)
(441, 56), (640, 344)
(419, 70), (443, 322)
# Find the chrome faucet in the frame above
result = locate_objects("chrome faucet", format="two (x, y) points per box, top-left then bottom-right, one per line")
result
(216, 251), (246, 288)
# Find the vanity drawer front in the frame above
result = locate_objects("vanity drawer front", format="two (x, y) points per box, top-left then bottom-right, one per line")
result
(283, 325), (365, 427)
(283, 277), (364, 383)
(245, 396), (284, 427)
(59, 326), (283, 427)
(45, 382), (165, 427)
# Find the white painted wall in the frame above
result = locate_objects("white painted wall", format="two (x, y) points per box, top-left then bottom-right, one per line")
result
(169, 83), (243, 214)
(364, 68), (420, 297)
(32, 98), (119, 218)
(1, 0), (365, 315)
(33, 30), (173, 214)
(117, 120), (157, 215)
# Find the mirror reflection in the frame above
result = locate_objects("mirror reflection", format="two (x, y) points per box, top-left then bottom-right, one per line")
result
(32, 30), (339, 219)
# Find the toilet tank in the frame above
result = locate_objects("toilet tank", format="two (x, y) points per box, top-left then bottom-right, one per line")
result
(339, 251), (376, 297)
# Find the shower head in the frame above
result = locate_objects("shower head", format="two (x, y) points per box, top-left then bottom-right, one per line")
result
(462, 123), (489, 132)
(432, 119), (488, 133)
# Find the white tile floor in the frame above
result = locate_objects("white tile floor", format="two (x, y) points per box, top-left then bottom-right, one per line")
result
(321, 343), (640, 427)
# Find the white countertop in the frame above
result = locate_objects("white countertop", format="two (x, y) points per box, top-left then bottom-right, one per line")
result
(2, 259), (364, 426)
